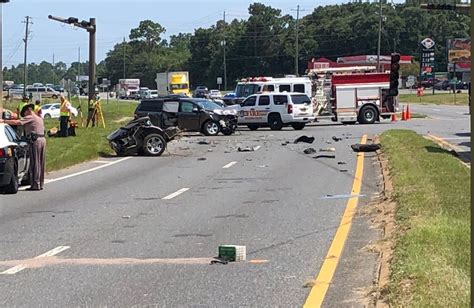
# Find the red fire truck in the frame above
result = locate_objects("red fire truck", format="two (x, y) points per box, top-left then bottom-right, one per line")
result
(309, 66), (399, 124)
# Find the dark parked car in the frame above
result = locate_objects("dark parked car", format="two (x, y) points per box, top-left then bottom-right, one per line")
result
(134, 97), (237, 136)
(434, 80), (469, 91)
(0, 123), (30, 194)
(193, 86), (209, 98)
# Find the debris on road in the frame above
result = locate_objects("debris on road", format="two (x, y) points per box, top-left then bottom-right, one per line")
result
(319, 147), (336, 152)
(337, 161), (347, 165)
(303, 148), (317, 154)
(294, 135), (315, 144)
(178, 147), (190, 151)
(207, 149), (213, 152)
(351, 144), (381, 152)
(197, 157), (207, 161)
(320, 194), (366, 200)
(313, 154), (336, 159)
(246, 158), (253, 161)
(281, 141), (290, 146)
(218, 245), (246, 262)
(238, 146), (254, 152)
(210, 258), (229, 265)
(256, 165), (269, 168)
(332, 136), (343, 142)
(339, 169), (348, 173)
(198, 140), (211, 145)
(122, 215), (131, 219)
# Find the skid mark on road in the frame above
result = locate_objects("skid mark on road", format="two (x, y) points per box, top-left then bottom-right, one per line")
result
(0, 256), (268, 270)
(304, 134), (367, 308)
(0, 246), (70, 275)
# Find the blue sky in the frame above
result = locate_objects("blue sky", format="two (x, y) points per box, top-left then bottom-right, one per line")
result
(2, 0), (349, 67)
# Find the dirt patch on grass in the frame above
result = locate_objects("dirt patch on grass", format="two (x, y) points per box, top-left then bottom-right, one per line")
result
(359, 137), (396, 307)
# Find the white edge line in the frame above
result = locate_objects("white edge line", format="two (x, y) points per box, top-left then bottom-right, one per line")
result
(46, 157), (132, 184)
(162, 188), (190, 200)
(0, 246), (70, 275)
(222, 161), (237, 169)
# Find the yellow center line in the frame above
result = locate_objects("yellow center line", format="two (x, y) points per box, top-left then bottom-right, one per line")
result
(303, 134), (367, 308)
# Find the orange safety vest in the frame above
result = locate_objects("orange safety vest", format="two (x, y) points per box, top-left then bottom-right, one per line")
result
(60, 100), (70, 117)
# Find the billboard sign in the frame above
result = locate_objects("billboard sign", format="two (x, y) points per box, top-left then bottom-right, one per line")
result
(447, 38), (471, 63)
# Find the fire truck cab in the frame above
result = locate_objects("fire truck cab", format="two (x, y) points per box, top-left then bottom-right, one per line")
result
(309, 66), (398, 124)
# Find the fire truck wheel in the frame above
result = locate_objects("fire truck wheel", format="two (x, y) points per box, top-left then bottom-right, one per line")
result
(358, 105), (378, 124)
(268, 114), (283, 130)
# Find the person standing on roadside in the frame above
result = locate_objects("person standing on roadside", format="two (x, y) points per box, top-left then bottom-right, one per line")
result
(59, 95), (73, 137)
(34, 99), (42, 117)
(0, 103), (46, 191)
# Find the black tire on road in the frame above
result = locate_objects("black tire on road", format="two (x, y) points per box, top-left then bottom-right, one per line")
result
(142, 133), (166, 156)
(247, 124), (259, 131)
(202, 121), (220, 136)
(358, 105), (378, 124)
(268, 114), (283, 130)
(221, 127), (234, 136)
(4, 169), (19, 194)
(291, 123), (305, 130)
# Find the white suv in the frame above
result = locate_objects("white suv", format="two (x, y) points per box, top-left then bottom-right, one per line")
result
(238, 92), (314, 130)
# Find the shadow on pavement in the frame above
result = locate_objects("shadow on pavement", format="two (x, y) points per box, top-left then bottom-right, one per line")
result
(456, 132), (470, 137)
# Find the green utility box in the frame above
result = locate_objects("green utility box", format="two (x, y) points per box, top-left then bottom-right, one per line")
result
(218, 245), (246, 262)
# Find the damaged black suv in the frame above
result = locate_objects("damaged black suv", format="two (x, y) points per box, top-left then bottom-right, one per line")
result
(134, 97), (237, 136)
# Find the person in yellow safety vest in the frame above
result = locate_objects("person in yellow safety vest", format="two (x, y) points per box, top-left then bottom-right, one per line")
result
(59, 95), (73, 137)
(16, 97), (29, 119)
(34, 99), (42, 117)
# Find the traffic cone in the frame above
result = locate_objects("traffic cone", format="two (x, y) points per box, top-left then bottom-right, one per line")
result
(401, 106), (407, 121)
(406, 104), (411, 120)
(391, 113), (397, 122)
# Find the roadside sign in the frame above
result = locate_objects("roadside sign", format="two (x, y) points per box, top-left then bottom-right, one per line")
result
(217, 77), (222, 85)
(406, 75), (416, 88)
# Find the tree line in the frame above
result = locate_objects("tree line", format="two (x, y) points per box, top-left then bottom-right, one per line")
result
(3, 2), (470, 90)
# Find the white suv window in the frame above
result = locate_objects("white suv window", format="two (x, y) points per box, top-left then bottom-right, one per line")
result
(273, 95), (288, 105)
(242, 96), (256, 107)
(258, 95), (270, 106)
(279, 85), (291, 92)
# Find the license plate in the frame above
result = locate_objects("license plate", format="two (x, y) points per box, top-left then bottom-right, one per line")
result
(300, 108), (307, 111)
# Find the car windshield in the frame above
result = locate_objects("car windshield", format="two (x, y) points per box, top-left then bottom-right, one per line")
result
(235, 83), (260, 97)
(195, 99), (222, 110)
(291, 95), (311, 104)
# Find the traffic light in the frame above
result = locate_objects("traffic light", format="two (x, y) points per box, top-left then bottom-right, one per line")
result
(388, 53), (400, 96)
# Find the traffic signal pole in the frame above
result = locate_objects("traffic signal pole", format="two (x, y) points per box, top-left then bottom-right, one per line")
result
(48, 15), (96, 109)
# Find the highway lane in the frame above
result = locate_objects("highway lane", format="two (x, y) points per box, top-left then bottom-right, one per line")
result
(0, 106), (469, 306)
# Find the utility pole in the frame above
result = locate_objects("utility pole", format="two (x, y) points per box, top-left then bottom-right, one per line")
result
(52, 53), (55, 66)
(48, 15), (96, 110)
(376, 0), (383, 72)
(122, 37), (126, 79)
(291, 5), (306, 76)
(22, 16), (32, 97)
(223, 11), (227, 91)
(0, 0), (10, 114)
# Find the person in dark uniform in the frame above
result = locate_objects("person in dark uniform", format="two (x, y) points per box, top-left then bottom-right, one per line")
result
(0, 103), (46, 190)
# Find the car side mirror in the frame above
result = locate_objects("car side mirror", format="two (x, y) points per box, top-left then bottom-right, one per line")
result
(192, 107), (199, 113)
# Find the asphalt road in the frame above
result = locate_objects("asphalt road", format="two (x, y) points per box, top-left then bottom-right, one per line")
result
(0, 104), (470, 307)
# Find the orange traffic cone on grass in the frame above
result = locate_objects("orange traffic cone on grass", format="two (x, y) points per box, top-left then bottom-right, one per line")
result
(406, 104), (411, 120)
(401, 106), (407, 121)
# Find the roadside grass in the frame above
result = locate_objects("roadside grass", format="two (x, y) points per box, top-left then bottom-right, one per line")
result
(4, 97), (137, 172)
(380, 130), (470, 307)
(399, 92), (468, 105)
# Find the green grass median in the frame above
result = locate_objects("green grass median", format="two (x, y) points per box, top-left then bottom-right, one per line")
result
(380, 130), (470, 307)
(4, 97), (137, 172)
(399, 92), (468, 105)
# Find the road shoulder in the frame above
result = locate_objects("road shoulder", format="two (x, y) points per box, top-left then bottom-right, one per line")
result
(322, 149), (383, 307)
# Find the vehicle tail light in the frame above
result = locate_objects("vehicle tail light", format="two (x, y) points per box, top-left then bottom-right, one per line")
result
(287, 104), (293, 114)
(0, 148), (12, 158)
